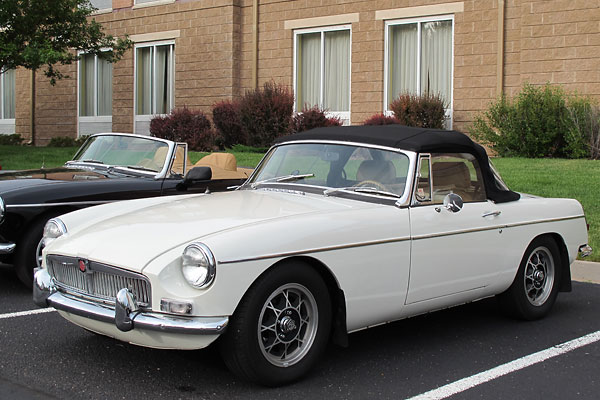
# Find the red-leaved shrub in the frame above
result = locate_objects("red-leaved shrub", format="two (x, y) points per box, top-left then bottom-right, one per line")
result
(389, 93), (447, 129)
(239, 82), (294, 147)
(292, 106), (342, 133)
(212, 100), (246, 148)
(150, 107), (216, 151)
(363, 113), (400, 125)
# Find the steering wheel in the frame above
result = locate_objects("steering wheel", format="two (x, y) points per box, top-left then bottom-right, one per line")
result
(353, 180), (389, 192)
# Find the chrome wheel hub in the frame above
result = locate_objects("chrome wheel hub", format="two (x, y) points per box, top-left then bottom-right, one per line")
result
(524, 246), (555, 306)
(258, 283), (318, 367)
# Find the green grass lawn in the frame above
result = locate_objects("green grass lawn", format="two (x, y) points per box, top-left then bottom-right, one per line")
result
(1, 145), (597, 261)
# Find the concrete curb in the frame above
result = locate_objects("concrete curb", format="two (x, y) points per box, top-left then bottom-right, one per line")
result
(571, 260), (600, 284)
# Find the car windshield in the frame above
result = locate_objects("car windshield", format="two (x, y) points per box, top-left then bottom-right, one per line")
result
(248, 143), (410, 198)
(70, 135), (170, 172)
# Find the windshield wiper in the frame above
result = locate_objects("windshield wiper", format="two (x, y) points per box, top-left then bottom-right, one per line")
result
(324, 186), (400, 199)
(251, 173), (315, 188)
(115, 165), (158, 173)
(67, 159), (105, 165)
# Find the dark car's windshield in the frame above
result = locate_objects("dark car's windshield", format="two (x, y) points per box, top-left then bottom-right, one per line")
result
(69, 135), (169, 172)
(248, 143), (410, 198)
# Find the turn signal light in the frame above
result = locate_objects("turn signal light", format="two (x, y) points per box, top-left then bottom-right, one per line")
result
(160, 299), (192, 315)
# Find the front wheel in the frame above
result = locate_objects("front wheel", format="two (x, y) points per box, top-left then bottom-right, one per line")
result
(220, 261), (331, 386)
(14, 218), (48, 289)
(498, 236), (562, 320)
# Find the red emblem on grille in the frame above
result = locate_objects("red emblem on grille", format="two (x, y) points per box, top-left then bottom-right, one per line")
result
(79, 260), (87, 272)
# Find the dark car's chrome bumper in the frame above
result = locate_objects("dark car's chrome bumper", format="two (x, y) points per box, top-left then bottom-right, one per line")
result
(579, 244), (593, 258)
(33, 268), (228, 335)
(0, 242), (15, 254)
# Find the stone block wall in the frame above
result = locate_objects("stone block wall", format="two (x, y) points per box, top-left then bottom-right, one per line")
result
(11, 0), (600, 142)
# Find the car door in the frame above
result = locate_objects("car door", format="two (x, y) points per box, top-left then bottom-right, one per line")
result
(406, 153), (507, 304)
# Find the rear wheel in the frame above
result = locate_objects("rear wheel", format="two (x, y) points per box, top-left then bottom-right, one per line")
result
(220, 261), (331, 386)
(498, 236), (562, 320)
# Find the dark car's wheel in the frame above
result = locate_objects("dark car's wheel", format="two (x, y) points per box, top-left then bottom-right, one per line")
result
(14, 218), (48, 288)
(220, 261), (331, 386)
(498, 236), (562, 320)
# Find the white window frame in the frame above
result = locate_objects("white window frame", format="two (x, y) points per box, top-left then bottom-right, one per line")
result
(133, 40), (175, 135)
(77, 51), (112, 137)
(383, 15), (454, 128)
(293, 25), (352, 124)
(133, 0), (176, 9)
(0, 70), (16, 134)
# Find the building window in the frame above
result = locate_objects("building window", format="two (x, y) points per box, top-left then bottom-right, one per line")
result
(90, 0), (112, 10)
(294, 26), (351, 121)
(0, 69), (15, 120)
(385, 17), (453, 117)
(79, 53), (112, 117)
(135, 43), (174, 116)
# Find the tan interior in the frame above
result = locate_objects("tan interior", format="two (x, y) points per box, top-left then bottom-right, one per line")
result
(432, 161), (477, 202)
(194, 153), (253, 180)
(356, 160), (396, 183)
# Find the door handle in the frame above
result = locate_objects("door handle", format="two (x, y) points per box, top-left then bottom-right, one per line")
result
(482, 210), (501, 218)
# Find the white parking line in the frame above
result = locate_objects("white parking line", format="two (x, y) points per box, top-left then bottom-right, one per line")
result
(408, 330), (600, 400)
(0, 308), (56, 320)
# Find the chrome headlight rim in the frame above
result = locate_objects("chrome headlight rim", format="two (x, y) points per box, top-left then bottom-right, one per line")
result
(0, 197), (5, 224)
(181, 242), (216, 289)
(43, 218), (68, 244)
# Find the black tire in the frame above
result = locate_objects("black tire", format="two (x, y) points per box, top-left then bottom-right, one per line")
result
(220, 261), (332, 386)
(498, 236), (562, 320)
(14, 218), (47, 289)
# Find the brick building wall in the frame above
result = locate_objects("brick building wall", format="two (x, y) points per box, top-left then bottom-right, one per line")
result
(7, 0), (600, 144)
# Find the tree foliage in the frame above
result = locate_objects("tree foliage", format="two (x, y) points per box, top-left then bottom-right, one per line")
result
(0, 0), (132, 83)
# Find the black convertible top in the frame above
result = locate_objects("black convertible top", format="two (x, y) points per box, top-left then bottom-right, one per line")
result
(276, 125), (520, 203)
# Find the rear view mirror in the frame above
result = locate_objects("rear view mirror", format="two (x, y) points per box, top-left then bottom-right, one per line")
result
(184, 166), (212, 183)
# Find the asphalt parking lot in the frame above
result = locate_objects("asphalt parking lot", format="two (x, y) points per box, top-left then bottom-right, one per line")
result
(0, 263), (598, 400)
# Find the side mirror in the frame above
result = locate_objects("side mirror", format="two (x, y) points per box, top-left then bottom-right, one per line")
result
(443, 192), (463, 213)
(184, 166), (212, 184)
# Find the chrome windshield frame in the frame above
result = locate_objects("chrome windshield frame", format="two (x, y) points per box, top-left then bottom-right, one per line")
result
(68, 133), (177, 179)
(243, 140), (418, 207)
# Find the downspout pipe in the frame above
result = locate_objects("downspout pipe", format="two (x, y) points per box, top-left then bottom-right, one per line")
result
(252, 0), (258, 89)
(497, 0), (505, 97)
(30, 69), (36, 146)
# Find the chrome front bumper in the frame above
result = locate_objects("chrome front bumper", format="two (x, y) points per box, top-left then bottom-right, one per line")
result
(33, 268), (228, 335)
(0, 242), (15, 254)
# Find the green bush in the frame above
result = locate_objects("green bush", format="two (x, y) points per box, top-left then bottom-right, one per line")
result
(48, 136), (81, 147)
(471, 83), (598, 158)
(238, 81), (294, 147)
(389, 93), (446, 129)
(0, 134), (24, 145)
(567, 97), (600, 160)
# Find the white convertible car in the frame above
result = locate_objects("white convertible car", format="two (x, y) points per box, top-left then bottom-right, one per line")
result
(34, 126), (592, 385)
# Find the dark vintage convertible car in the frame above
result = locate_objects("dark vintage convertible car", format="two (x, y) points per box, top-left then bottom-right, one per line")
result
(0, 133), (252, 287)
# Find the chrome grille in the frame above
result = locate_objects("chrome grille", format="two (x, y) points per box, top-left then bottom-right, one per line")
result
(47, 255), (151, 307)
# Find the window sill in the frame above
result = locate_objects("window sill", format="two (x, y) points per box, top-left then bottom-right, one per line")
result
(92, 8), (113, 15)
(133, 0), (176, 10)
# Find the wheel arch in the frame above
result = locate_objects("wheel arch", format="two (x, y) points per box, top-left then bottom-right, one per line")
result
(239, 255), (349, 348)
(16, 206), (78, 243)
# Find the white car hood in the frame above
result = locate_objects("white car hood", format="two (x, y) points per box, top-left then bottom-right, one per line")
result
(48, 189), (364, 272)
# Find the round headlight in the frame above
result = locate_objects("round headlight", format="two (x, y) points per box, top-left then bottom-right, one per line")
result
(182, 243), (216, 289)
(43, 218), (67, 241)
